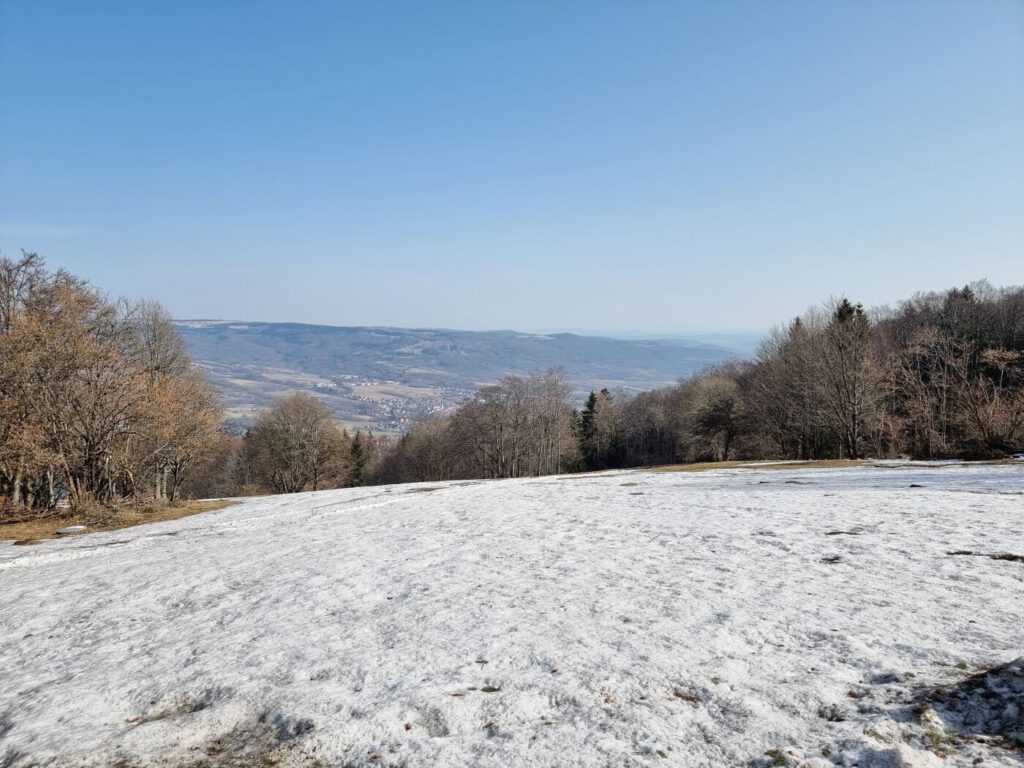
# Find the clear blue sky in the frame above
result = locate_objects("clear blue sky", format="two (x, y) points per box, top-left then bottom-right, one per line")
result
(1, 1), (1021, 334)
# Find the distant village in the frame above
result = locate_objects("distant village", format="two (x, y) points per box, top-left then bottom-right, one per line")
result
(218, 370), (473, 435)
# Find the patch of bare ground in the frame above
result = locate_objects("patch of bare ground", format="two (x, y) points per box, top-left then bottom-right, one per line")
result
(0, 500), (235, 543)
(947, 550), (1024, 563)
(108, 688), (319, 768)
(653, 459), (865, 473)
(915, 658), (1024, 756)
(655, 457), (1024, 474)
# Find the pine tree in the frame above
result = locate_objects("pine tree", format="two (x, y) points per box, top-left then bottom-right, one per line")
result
(579, 389), (616, 470)
(350, 431), (367, 486)
(579, 392), (598, 443)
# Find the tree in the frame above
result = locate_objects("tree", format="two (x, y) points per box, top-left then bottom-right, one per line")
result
(371, 418), (462, 484)
(349, 432), (367, 486)
(817, 298), (876, 459)
(0, 252), (222, 515)
(579, 388), (618, 469)
(746, 317), (834, 459)
(684, 374), (744, 462)
(615, 387), (684, 466)
(242, 393), (349, 493)
(523, 369), (578, 475)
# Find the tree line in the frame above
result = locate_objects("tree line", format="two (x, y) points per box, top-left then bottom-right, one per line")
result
(189, 393), (387, 499)
(580, 285), (1024, 469)
(3, 251), (1021, 519)
(363, 283), (1023, 482)
(184, 370), (577, 494)
(0, 253), (222, 517)
(0, 253), (381, 520)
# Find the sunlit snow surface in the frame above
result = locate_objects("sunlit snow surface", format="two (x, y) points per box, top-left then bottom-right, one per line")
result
(1, 464), (1022, 767)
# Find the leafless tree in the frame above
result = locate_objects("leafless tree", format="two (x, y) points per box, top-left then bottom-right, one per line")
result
(0, 253), (223, 517)
(242, 393), (349, 493)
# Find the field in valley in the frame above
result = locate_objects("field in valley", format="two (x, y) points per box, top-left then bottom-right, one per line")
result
(1, 463), (1021, 767)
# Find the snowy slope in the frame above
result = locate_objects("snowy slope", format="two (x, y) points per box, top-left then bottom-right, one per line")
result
(1, 464), (1022, 767)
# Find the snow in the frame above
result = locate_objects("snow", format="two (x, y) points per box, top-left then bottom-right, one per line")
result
(1, 463), (1022, 767)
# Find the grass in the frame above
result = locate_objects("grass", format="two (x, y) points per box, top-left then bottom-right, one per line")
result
(924, 728), (956, 757)
(653, 459), (865, 473)
(0, 499), (235, 543)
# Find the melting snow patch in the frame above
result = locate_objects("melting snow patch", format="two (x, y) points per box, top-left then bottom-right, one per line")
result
(0, 463), (1021, 766)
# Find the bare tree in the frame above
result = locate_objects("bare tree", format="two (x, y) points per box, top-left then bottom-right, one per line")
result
(683, 374), (744, 462)
(1, 253), (223, 516)
(242, 393), (349, 493)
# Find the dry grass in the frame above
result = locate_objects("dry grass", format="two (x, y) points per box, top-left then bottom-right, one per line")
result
(652, 457), (1023, 474)
(653, 459), (865, 473)
(758, 459), (866, 470)
(0, 499), (235, 544)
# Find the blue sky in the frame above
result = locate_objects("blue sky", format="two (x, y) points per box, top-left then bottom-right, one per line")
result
(1, 1), (1021, 334)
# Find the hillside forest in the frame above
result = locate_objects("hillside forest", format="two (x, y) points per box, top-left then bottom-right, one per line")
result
(2, 251), (1022, 519)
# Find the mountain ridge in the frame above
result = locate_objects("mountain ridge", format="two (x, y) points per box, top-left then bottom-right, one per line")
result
(174, 320), (742, 432)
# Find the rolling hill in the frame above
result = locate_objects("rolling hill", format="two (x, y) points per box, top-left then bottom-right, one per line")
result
(175, 322), (741, 432)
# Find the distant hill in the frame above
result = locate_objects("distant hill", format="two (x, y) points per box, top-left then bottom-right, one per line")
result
(175, 321), (740, 433)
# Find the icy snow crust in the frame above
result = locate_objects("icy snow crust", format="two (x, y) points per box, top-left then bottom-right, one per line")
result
(1, 464), (1021, 767)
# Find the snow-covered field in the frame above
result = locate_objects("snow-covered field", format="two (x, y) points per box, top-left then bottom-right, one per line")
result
(1, 463), (1021, 767)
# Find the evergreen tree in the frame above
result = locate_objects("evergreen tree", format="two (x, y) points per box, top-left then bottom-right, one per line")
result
(579, 389), (616, 470)
(350, 431), (367, 486)
(579, 392), (598, 446)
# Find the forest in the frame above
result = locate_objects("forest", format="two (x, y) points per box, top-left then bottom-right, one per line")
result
(366, 284), (1024, 483)
(2, 251), (1022, 520)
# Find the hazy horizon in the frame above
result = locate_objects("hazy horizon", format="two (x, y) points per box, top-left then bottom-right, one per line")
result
(2, 2), (1021, 333)
(172, 316), (764, 340)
